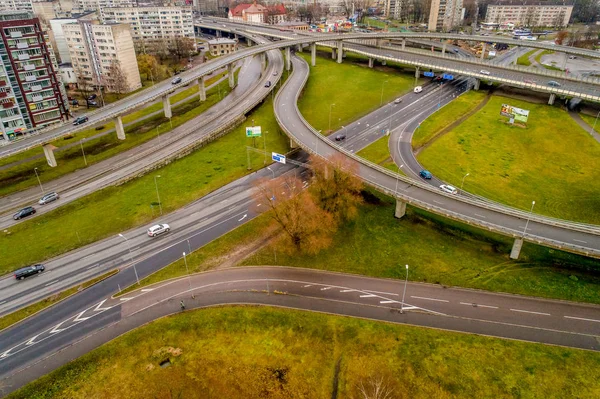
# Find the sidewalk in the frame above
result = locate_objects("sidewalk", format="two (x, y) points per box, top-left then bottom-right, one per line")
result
(569, 111), (600, 144)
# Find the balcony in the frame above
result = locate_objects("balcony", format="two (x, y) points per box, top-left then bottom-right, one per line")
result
(16, 42), (28, 49)
(30, 85), (42, 92)
(17, 54), (30, 61)
(9, 31), (22, 38)
(32, 94), (43, 101)
(2, 101), (14, 109)
(0, 92), (7, 98)
(23, 64), (35, 71)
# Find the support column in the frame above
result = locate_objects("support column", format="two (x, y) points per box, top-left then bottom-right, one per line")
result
(480, 42), (486, 60)
(337, 40), (343, 63)
(473, 79), (480, 90)
(368, 57), (374, 68)
(510, 238), (523, 260)
(331, 47), (336, 59)
(247, 38), (252, 47)
(114, 116), (126, 140)
(394, 199), (407, 219)
(311, 43), (316, 67)
(376, 38), (381, 47)
(285, 47), (291, 71)
(42, 143), (57, 167)
(296, 43), (302, 52)
(260, 52), (266, 70)
(401, 39), (406, 50)
(442, 42), (447, 55)
(548, 93), (556, 105)
(414, 66), (420, 78)
(198, 77), (206, 101)
(228, 63), (235, 88)
(290, 138), (298, 149)
(162, 95), (172, 118)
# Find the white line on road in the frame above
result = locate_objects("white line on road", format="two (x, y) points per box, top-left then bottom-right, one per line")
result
(564, 315), (600, 323)
(572, 239), (588, 244)
(0, 300), (6, 305)
(411, 296), (449, 303)
(379, 300), (397, 304)
(141, 289), (155, 292)
(360, 294), (377, 298)
(340, 289), (355, 292)
(44, 280), (58, 287)
(86, 264), (98, 270)
(510, 309), (550, 316)
(460, 302), (498, 309)
(474, 213), (487, 219)
(320, 287), (332, 291)
(433, 200), (443, 205)
(303, 284), (312, 288)
(364, 289), (399, 296)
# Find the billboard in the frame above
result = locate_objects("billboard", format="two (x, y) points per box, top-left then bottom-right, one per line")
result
(500, 104), (530, 123)
(245, 126), (262, 137)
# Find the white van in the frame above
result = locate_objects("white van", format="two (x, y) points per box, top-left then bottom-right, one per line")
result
(414, 86), (423, 93)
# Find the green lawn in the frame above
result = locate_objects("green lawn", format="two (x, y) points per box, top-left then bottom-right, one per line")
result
(581, 113), (599, 133)
(412, 91), (488, 150)
(0, 92), (290, 275)
(356, 135), (400, 172)
(297, 52), (416, 134)
(9, 307), (600, 399)
(517, 49), (536, 66)
(0, 72), (232, 197)
(417, 95), (600, 224)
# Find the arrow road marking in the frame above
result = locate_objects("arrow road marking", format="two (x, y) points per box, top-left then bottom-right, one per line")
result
(238, 214), (247, 222)
(50, 321), (68, 334)
(25, 334), (41, 346)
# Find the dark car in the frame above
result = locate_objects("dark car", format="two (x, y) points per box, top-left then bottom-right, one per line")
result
(335, 134), (346, 141)
(87, 94), (97, 101)
(14, 264), (45, 280)
(171, 77), (182, 84)
(13, 206), (36, 220)
(87, 100), (97, 107)
(419, 170), (432, 179)
(264, 81), (272, 88)
(73, 116), (89, 125)
(547, 80), (561, 87)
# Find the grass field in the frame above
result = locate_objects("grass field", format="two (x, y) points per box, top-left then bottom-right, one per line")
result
(417, 95), (600, 224)
(581, 113), (599, 133)
(356, 135), (400, 172)
(0, 72), (232, 197)
(297, 52), (416, 134)
(0, 92), (290, 275)
(0, 270), (117, 332)
(9, 307), (600, 399)
(412, 91), (488, 149)
(517, 49), (536, 66)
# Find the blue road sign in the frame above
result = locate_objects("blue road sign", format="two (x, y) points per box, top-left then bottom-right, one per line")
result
(442, 74), (454, 80)
(272, 152), (286, 164)
(424, 71), (434, 77)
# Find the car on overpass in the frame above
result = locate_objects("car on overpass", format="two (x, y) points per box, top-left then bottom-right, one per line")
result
(13, 206), (36, 220)
(73, 116), (89, 126)
(419, 170), (432, 179)
(440, 184), (458, 194)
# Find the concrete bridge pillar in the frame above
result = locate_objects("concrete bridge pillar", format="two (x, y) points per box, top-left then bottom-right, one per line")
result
(290, 138), (298, 148)
(414, 66), (420, 78)
(162, 95), (172, 118)
(481, 42), (486, 60)
(548, 93), (556, 105)
(247, 38), (252, 47)
(473, 79), (480, 90)
(285, 47), (291, 71)
(442, 42), (447, 55)
(228, 63), (235, 88)
(368, 57), (374, 68)
(311, 43), (316, 66)
(198, 77), (206, 101)
(115, 116), (126, 140)
(331, 47), (336, 60)
(381, 59), (387, 65)
(42, 143), (57, 167)
(376, 38), (381, 47)
(510, 238), (523, 259)
(394, 200), (407, 219)
(296, 43), (303, 52)
(401, 39), (406, 50)
(337, 40), (343, 63)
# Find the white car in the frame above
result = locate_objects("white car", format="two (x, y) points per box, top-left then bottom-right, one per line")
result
(394, 98), (402, 104)
(147, 223), (171, 237)
(38, 192), (59, 205)
(413, 86), (423, 93)
(440, 185), (458, 195)
(480, 70), (491, 75)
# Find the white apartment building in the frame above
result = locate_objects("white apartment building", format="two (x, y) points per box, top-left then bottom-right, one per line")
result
(0, 0), (33, 13)
(429, 0), (464, 32)
(102, 6), (193, 51)
(63, 20), (141, 93)
(485, 1), (573, 28)
(73, 0), (134, 14)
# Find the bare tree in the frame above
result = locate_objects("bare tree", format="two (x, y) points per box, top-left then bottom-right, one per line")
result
(105, 60), (129, 97)
(357, 375), (395, 399)
(169, 37), (196, 61)
(73, 64), (94, 108)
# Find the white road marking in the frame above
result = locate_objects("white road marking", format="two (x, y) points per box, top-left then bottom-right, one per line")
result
(460, 302), (498, 309)
(141, 288), (155, 292)
(364, 289), (398, 296)
(572, 239), (587, 244)
(86, 264), (97, 270)
(564, 315), (600, 323)
(411, 296), (449, 303)
(44, 280), (58, 287)
(360, 294), (377, 298)
(238, 214), (247, 222)
(303, 284), (312, 288)
(433, 200), (444, 205)
(510, 309), (550, 316)
(320, 287), (332, 291)
(474, 213), (487, 219)
(380, 300), (397, 304)
(340, 289), (355, 292)
(119, 297), (133, 302)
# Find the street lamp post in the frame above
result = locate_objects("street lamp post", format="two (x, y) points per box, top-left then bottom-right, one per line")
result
(400, 264), (409, 314)
(183, 252), (192, 293)
(591, 110), (600, 135)
(263, 130), (268, 164)
(154, 175), (162, 215)
(34, 167), (44, 194)
(522, 200), (536, 238)
(394, 164), (404, 196)
(328, 103), (335, 132)
(461, 172), (470, 190)
(118, 233), (140, 285)
(267, 166), (275, 201)
(387, 103), (393, 133)
(380, 80), (388, 106)
(80, 139), (87, 166)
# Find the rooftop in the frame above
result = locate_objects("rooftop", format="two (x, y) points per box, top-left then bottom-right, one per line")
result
(208, 38), (237, 44)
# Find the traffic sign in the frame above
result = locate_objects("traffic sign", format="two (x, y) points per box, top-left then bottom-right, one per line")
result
(424, 71), (434, 77)
(442, 74), (454, 80)
(245, 126), (262, 137)
(272, 152), (286, 164)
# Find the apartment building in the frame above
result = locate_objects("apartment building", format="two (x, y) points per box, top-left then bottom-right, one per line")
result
(0, 0), (33, 13)
(485, 0), (573, 28)
(102, 6), (193, 52)
(63, 20), (141, 93)
(207, 38), (237, 56)
(386, 0), (401, 20)
(72, 0), (134, 14)
(429, 0), (464, 32)
(0, 11), (68, 140)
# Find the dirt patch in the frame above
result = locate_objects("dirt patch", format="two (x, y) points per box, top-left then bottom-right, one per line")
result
(213, 229), (280, 269)
(153, 347), (183, 358)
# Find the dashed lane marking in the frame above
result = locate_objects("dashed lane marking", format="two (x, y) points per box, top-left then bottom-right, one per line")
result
(510, 309), (550, 316)
(141, 289), (155, 292)
(564, 315), (600, 323)
(360, 294), (377, 298)
(44, 280), (58, 287)
(572, 239), (587, 244)
(474, 213), (487, 219)
(340, 289), (355, 292)
(411, 296), (449, 303)
(320, 287), (332, 291)
(459, 302), (498, 309)
(379, 300), (398, 304)
(303, 284), (312, 288)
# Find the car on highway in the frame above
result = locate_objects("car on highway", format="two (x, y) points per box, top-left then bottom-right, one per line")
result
(39, 192), (59, 205)
(14, 264), (45, 280)
(414, 86), (423, 93)
(394, 98), (402, 104)
(440, 184), (458, 194)
(73, 116), (89, 126)
(147, 223), (171, 237)
(171, 77), (182, 85)
(568, 55), (576, 59)
(335, 134), (346, 141)
(273, 71), (278, 76)
(419, 170), (432, 179)
(13, 206), (36, 220)
(523, 79), (537, 84)
(480, 69), (491, 75)
(547, 80), (561, 87)
(265, 81), (272, 87)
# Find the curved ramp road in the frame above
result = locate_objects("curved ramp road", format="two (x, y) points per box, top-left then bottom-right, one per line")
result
(1, 266), (599, 395)
(274, 55), (600, 258)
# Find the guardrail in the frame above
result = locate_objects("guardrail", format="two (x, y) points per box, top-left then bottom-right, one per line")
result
(273, 56), (600, 253)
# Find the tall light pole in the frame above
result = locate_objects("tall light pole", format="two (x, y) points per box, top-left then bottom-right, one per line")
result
(522, 200), (536, 238)
(380, 80), (388, 106)
(154, 175), (162, 215)
(461, 172), (470, 190)
(34, 167), (44, 194)
(591, 110), (600, 135)
(394, 164), (404, 196)
(183, 252), (192, 292)
(118, 233), (140, 285)
(387, 102), (393, 134)
(80, 139), (87, 166)
(267, 166), (275, 201)
(400, 264), (409, 314)
(263, 130), (267, 164)
(328, 103), (335, 132)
